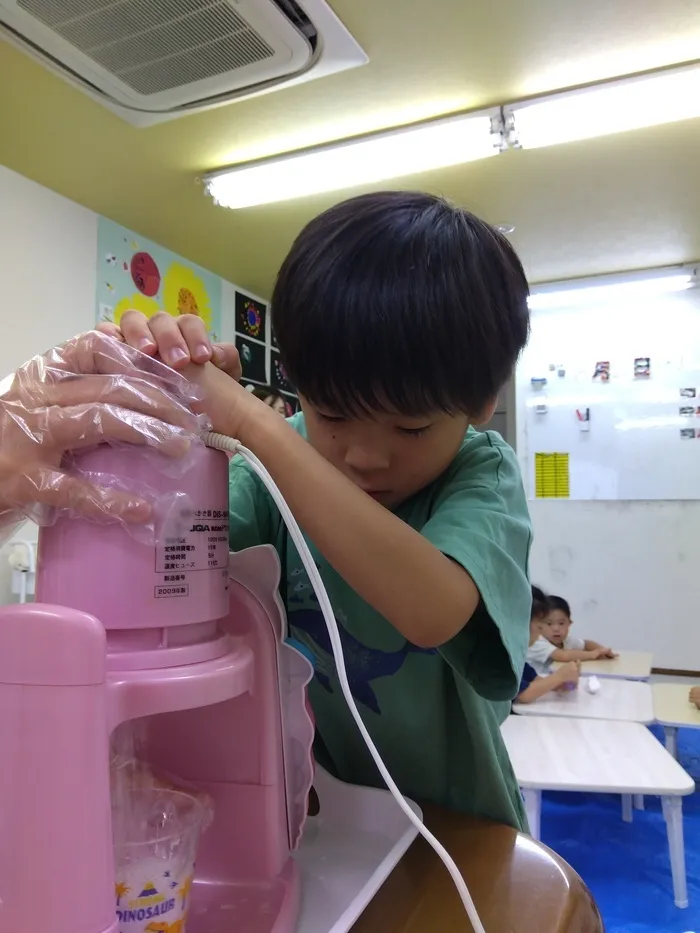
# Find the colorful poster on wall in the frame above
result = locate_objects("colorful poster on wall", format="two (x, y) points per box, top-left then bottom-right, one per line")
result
(95, 218), (222, 340)
(270, 349), (295, 394)
(234, 288), (298, 414)
(235, 335), (267, 384)
(235, 290), (267, 344)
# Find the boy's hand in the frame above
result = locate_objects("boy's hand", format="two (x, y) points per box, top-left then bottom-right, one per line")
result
(180, 359), (269, 439)
(98, 311), (275, 440)
(97, 311), (242, 379)
(591, 647), (615, 660)
(554, 661), (580, 690)
(689, 686), (700, 709)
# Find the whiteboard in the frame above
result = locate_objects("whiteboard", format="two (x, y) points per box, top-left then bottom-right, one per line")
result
(517, 288), (700, 500)
(527, 498), (700, 671)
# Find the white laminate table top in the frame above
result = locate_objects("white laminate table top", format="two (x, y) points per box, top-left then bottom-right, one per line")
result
(501, 716), (694, 795)
(653, 682), (700, 730)
(552, 650), (653, 680)
(514, 679), (653, 723)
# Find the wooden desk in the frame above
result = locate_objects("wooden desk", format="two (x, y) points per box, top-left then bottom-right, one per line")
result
(514, 679), (653, 723)
(351, 805), (603, 933)
(552, 650), (652, 681)
(653, 682), (700, 758)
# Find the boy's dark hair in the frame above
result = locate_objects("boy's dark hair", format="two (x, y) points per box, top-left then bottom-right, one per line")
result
(548, 595), (571, 617)
(271, 191), (530, 418)
(531, 585), (549, 621)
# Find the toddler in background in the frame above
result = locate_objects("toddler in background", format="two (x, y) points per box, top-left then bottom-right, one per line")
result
(543, 596), (616, 657)
(516, 587), (579, 704)
(526, 587), (614, 675)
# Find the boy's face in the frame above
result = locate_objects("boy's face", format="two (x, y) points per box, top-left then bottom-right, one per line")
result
(542, 609), (571, 647)
(300, 401), (471, 509)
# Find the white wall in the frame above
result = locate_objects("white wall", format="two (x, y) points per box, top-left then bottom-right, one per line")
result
(518, 286), (700, 671)
(0, 166), (98, 373)
(0, 166), (99, 602)
(0, 165), (250, 604)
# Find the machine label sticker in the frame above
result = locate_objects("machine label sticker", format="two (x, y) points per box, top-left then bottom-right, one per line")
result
(154, 584), (189, 599)
(156, 508), (229, 575)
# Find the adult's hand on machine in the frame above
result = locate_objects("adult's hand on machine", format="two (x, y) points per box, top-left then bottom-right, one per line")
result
(0, 330), (206, 538)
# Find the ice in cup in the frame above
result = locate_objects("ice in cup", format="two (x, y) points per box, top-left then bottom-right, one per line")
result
(113, 789), (208, 933)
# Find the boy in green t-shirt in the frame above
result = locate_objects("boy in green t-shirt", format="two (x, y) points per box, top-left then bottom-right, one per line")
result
(102, 190), (533, 830)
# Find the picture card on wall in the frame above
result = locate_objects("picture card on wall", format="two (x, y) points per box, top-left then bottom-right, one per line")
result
(236, 336), (267, 384)
(634, 357), (651, 378)
(95, 217), (222, 339)
(271, 350), (295, 394)
(235, 291), (267, 344)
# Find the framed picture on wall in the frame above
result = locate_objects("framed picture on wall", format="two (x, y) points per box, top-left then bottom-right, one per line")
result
(270, 349), (295, 394)
(236, 336), (267, 384)
(235, 290), (267, 344)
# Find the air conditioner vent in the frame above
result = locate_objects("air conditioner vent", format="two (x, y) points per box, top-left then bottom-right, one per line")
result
(0, 0), (368, 125)
(272, 0), (316, 42)
(19, 0), (275, 95)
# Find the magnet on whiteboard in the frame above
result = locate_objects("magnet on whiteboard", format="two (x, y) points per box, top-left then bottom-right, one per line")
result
(579, 420), (590, 432)
(558, 367), (566, 378)
(531, 377), (548, 390)
(535, 404), (548, 415)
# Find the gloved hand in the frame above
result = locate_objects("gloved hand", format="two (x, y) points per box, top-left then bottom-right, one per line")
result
(0, 330), (206, 542)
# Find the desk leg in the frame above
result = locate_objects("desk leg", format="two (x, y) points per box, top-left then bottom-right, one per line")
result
(621, 794), (633, 823)
(662, 796), (688, 909)
(665, 726), (679, 760)
(522, 788), (541, 841)
(634, 794), (645, 810)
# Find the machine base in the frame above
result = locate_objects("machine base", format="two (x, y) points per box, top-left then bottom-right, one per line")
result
(296, 769), (421, 933)
(188, 859), (300, 932)
(185, 769), (419, 933)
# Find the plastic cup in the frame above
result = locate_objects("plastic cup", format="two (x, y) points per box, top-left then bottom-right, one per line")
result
(113, 789), (207, 933)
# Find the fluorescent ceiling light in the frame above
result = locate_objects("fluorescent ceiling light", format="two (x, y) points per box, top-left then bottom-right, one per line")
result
(508, 64), (700, 149)
(528, 271), (696, 310)
(204, 112), (501, 209)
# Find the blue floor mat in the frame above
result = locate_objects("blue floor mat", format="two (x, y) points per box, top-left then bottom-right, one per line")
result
(540, 724), (700, 932)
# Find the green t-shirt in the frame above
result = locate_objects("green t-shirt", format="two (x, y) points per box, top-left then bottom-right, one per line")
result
(228, 414), (532, 830)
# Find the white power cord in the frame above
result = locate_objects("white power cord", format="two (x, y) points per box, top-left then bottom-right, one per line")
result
(204, 432), (486, 933)
(8, 539), (37, 604)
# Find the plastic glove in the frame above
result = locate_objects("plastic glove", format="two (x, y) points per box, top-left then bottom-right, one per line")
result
(0, 330), (206, 543)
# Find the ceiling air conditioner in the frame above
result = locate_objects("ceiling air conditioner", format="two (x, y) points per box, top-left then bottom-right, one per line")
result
(0, 0), (367, 125)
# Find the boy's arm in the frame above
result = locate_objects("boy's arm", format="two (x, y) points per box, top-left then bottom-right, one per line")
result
(551, 646), (607, 661)
(583, 640), (617, 657)
(238, 408), (479, 648)
(516, 671), (564, 704)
